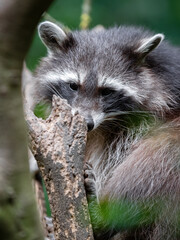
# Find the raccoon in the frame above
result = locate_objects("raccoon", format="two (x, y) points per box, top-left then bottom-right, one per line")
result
(32, 21), (180, 240)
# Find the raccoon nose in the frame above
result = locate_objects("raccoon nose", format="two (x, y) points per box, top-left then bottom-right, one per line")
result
(86, 118), (94, 132)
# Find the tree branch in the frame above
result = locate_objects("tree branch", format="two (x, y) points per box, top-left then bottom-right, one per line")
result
(0, 0), (54, 64)
(80, 0), (92, 29)
(26, 96), (94, 240)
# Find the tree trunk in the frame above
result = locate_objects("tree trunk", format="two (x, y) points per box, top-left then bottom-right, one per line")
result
(0, 0), (54, 239)
(26, 96), (94, 240)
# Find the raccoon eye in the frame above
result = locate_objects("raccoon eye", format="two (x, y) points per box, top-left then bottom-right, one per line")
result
(100, 88), (115, 96)
(69, 82), (79, 91)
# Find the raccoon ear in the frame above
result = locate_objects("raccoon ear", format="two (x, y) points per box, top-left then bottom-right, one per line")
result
(38, 21), (68, 52)
(135, 34), (164, 58)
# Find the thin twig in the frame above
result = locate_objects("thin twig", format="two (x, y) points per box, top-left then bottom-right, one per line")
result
(80, 0), (92, 30)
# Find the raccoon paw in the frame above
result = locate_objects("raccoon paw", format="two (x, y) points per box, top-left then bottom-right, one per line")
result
(84, 163), (97, 199)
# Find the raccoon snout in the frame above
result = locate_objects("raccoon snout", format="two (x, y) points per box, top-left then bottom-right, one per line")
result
(86, 117), (94, 132)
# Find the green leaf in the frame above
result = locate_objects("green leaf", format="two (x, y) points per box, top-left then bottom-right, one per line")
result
(34, 102), (51, 119)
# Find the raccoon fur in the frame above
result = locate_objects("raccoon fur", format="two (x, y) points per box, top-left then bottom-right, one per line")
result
(32, 21), (180, 240)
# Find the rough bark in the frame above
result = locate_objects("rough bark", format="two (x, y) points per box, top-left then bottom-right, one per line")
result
(0, 0), (54, 239)
(26, 96), (94, 240)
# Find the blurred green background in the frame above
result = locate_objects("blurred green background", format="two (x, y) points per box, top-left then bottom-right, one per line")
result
(26, 0), (180, 70)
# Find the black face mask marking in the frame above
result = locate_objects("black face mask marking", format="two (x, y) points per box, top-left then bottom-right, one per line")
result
(44, 80), (78, 106)
(102, 90), (139, 114)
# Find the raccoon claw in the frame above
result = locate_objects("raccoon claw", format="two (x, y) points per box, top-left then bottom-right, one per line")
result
(84, 163), (95, 179)
(84, 163), (96, 198)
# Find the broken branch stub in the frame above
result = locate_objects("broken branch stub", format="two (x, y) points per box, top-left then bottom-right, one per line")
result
(26, 96), (94, 240)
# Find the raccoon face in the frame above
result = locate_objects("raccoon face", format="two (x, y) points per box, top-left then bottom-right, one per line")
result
(35, 21), (165, 131)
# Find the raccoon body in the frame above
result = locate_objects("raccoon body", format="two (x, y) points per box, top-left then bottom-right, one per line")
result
(32, 22), (180, 240)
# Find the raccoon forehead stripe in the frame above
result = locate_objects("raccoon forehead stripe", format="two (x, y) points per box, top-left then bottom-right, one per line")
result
(43, 70), (78, 83)
(42, 70), (88, 84)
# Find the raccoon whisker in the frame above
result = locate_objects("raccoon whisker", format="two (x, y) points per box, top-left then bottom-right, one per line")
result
(99, 120), (130, 132)
(45, 81), (63, 99)
(45, 84), (58, 96)
(47, 86), (62, 98)
(105, 111), (155, 120)
(102, 115), (154, 132)
(48, 83), (62, 97)
(105, 117), (154, 127)
(44, 81), (59, 94)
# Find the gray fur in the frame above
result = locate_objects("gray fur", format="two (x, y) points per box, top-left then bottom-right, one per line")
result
(33, 22), (180, 240)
